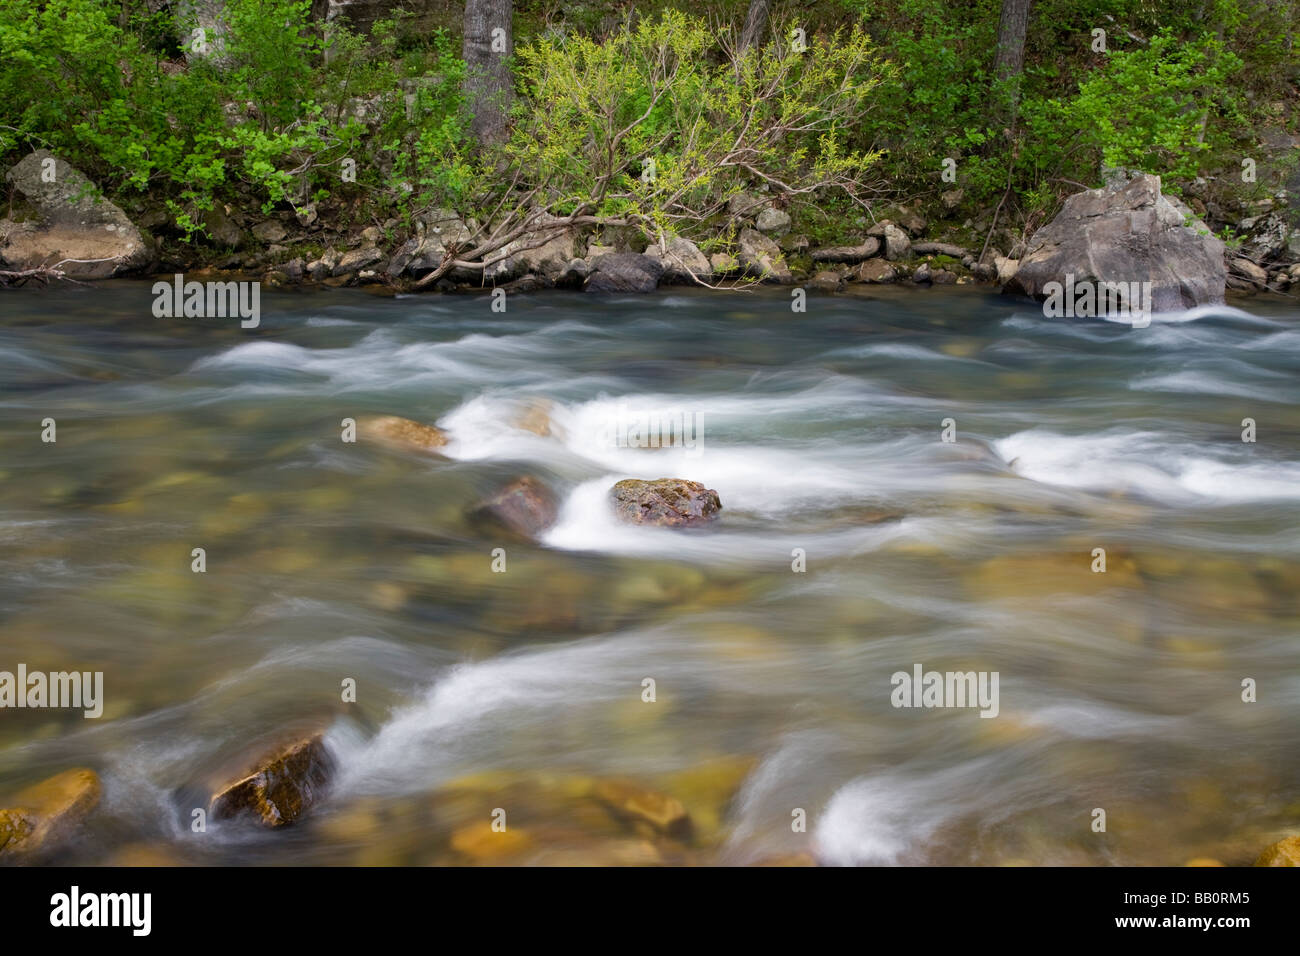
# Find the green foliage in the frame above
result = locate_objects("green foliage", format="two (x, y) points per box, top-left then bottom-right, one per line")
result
(508, 10), (887, 239)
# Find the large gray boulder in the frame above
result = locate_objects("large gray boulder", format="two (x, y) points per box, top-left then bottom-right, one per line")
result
(584, 253), (664, 293)
(1, 150), (151, 279)
(645, 236), (711, 284)
(1006, 173), (1226, 311)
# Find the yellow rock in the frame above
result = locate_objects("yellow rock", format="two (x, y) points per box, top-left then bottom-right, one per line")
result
(102, 844), (187, 866)
(1254, 836), (1300, 866)
(1185, 857), (1225, 867)
(209, 734), (334, 828)
(593, 779), (692, 840)
(513, 399), (559, 438)
(660, 757), (755, 840)
(0, 768), (101, 857)
(749, 852), (817, 866)
(449, 821), (533, 861)
(359, 415), (448, 454)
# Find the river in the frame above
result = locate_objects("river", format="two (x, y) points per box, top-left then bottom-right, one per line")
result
(1, 282), (1297, 865)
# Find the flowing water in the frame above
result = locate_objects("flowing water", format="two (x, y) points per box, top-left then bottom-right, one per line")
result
(1, 282), (1298, 865)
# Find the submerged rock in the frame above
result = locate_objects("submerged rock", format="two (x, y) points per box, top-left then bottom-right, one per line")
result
(593, 779), (693, 840)
(358, 415), (449, 454)
(0, 768), (101, 857)
(469, 476), (559, 539)
(1254, 836), (1300, 866)
(1006, 172), (1226, 310)
(209, 734), (335, 828)
(610, 478), (721, 528)
(1, 150), (151, 279)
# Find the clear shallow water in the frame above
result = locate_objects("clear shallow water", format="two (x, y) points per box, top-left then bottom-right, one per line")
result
(1, 282), (1298, 865)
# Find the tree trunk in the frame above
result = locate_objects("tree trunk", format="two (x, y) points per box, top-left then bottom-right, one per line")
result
(992, 0), (1031, 86)
(739, 0), (771, 53)
(463, 0), (513, 146)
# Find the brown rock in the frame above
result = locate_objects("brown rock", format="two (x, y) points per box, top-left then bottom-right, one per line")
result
(593, 780), (692, 840)
(857, 259), (897, 283)
(610, 478), (722, 528)
(358, 415), (448, 454)
(0, 768), (101, 857)
(209, 734), (334, 827)
(469, 476), (559, 539)
(1254, 836), (1300, 866)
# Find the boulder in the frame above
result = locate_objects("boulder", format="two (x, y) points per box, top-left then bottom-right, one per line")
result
(252, 219), (288, 243)
(555, 257), (590, 288)
(1, 150), (151, 279)
(737, 228), (792, 282)
(857, 259), (898, 283)
(584, 253), (664, 293)
(359, 415), (448, 453)
(333, 245), (384, 277)
(882, 223), (911, 261)
(1227, 257), (1267, 292)
(995, 256), (1020, 285)
(808, 270), (844, 293)
(1255, 836), (1300, 866)
(209, 734), (335, 827)
(645, 236), (711, 284)
(610, 478), (722, 528)
(387, 209), (474, 277)
(1005, 173), (1226, 310)
(811, 238), (880, 263)
(755, 206), (792, 235)
(593, 779), (692, 840)
(0, 768), (101, 858)
(709, 251), (740, 276)
(469, 476), (559, 539)
(912, 261), (932, 284)
(502, 216), (578, 281)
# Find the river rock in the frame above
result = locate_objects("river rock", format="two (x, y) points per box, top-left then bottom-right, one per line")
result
(645, 236), (711, 284)
(387, 209), (474, 277)
(593, 779), (692, 839)
(1, 150), (151, 279)
(358, 415), (448, 453)
(808, 270), (845, 293)
(1227, 257), (1267, 292)
(1254, 835), (1300, 866)
(469, 476), (559, 539)
(503, 216), (577, 281)
(333, 245), (384, 277)
(811, 238), (880, 263)
(737, 228), (792, 282)
(585, 252), (664, 293)
(1005, 173), (1226, 310)
(610, 478), (722, 528)
(252, 219), (288, 243)
(857, 259), (897, 283)
(883, 223), (911, 260)
(755, 206), (792, 235)
(209, 734), (335, 827)
(0, 768), (101, 857)
(913, 242), (969, 257)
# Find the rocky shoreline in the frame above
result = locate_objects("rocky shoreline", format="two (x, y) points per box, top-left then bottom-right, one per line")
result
(4, 150), (1300, 302)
